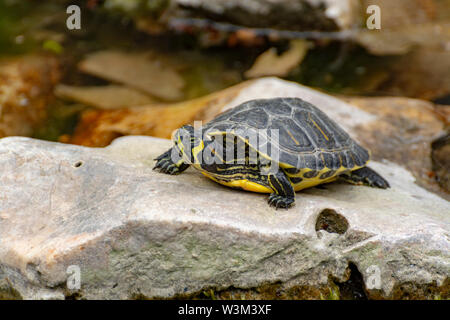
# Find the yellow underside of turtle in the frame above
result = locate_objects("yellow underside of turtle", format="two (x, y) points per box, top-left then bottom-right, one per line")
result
(200, 170), (345, 193)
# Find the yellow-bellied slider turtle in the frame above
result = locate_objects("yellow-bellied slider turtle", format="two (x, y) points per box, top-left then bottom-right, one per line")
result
(154, 97), (389, 208)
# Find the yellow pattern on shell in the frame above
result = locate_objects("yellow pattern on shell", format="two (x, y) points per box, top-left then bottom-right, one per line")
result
(288, 165), (365, 191)
(201, 172), (273, 193)
(292, 176), (337, 191)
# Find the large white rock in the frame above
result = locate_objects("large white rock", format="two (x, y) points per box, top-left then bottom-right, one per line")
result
(0, 135), (448, 299)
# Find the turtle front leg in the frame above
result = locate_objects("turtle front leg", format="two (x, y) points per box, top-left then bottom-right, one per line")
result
(153, 148), (190, 175)
(339, 166), (390, 189)
(267, 170), (295, 209)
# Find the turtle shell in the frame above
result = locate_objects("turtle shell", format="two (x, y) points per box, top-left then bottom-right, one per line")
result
(203, 97), (369, 171)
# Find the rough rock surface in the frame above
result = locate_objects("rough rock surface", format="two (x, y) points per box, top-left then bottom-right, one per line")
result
(0, 135), (449, 300)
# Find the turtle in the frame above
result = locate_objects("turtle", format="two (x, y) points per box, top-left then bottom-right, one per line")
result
(153, 97), (389, 209)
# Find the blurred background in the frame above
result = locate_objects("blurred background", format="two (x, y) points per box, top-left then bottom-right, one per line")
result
(0, 0), (449, 196)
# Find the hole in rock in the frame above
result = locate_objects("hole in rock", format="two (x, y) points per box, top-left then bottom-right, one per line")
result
(73, 161), (84, 168)
(315, 208), (349, 234)
(334, 262), (368, 300)
(431, 133), (450, 193)
(65, 292), (83, 300)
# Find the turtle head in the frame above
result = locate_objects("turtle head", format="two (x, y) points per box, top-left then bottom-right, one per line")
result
(172, 125), (202, 164)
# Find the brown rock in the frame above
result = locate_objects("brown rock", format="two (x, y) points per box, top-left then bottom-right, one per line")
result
(341, 96), (447, 197)
(377, 47), (450, 100)
(0, 54), (61, 138)
(78, 51), (185, 101)
(67, 81), (247, 146)
(432, 134), (450, 193)
(54, 85), (156, 110)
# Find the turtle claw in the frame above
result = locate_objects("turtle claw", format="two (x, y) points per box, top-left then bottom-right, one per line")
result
(373, 178), (389, 189)
(154, 153), (168, 162)
(166, 165), (177, 175)
(154, 158), (180, 175)
(268, 193), (295, 209)
(339, 167), (390, 189)
(161, 161), (171, 170)
(166, 164), (184, 175)
(153, 148), (190, 175)
(153, 149), (177, 175)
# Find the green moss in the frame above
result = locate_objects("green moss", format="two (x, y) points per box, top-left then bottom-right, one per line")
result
(176, 275), (449, 301)
(0, 280), (22, 300)
(388, 279), (450, 300)
(202, 289), (217, 300)
(327, 286), (341, 300)
(42, 40), (64, 54)
(434, 293), (442, 300)
(320, 287), (341, 300)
